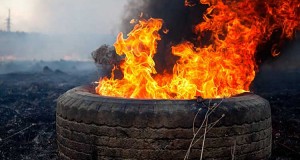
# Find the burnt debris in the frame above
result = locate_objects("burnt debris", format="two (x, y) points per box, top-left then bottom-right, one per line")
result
(0, 63), (97, 160)
(0, 61), (300, 159)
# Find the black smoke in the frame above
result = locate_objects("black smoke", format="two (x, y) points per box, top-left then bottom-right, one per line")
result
(121, 0), (207, 73)
(120, 0), (300, 72)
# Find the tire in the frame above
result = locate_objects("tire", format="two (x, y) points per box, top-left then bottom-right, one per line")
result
(56, 85), (272, 160)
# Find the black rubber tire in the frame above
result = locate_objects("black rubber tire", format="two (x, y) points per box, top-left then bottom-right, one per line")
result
(56, 85), (272, 160)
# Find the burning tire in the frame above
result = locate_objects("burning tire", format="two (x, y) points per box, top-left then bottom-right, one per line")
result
(56, 85), (272, 160)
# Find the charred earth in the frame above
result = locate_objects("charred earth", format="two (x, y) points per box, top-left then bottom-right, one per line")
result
(0, 60), (299, 159)
(0, 61), (97, 160)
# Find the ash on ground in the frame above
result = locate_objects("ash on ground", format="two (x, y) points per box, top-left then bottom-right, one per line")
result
(253, 67), (300, 160)
(0, 61), (98, 160)
(0, 60), (299, 160)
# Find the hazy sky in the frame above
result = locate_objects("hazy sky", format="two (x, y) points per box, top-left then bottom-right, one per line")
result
(0, 0), (127, 34)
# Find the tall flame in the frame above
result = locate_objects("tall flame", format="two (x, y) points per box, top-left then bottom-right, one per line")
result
(96, 0), (300, 99)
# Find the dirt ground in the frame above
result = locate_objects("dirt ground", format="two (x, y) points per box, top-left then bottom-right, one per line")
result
(0, 62), (299, 160)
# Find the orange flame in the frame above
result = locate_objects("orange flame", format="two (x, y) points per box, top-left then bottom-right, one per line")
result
(96, 0), (300, 99)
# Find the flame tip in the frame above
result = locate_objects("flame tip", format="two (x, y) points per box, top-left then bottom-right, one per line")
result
(96, 0), (300, 99)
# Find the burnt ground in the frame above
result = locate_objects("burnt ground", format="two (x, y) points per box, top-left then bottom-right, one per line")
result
(0, 62), (299, 159)
(0, 62), (98, 160)
(253, 69), (300, 160)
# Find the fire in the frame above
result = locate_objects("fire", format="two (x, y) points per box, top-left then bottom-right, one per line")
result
(96, 0), (300, 99)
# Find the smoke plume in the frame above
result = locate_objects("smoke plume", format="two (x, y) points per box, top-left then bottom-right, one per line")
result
(120, 0), (300, 72)
(121, 0), (206, 73)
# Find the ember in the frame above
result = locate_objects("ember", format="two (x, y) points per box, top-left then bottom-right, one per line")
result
(96, 0), (300, 99)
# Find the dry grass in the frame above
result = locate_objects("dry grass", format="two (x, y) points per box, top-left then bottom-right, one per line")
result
(184, 99), (225, 160)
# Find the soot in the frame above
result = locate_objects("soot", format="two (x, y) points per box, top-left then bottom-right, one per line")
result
(121, 0), (299, 72)
(121, 0), (206, 73)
